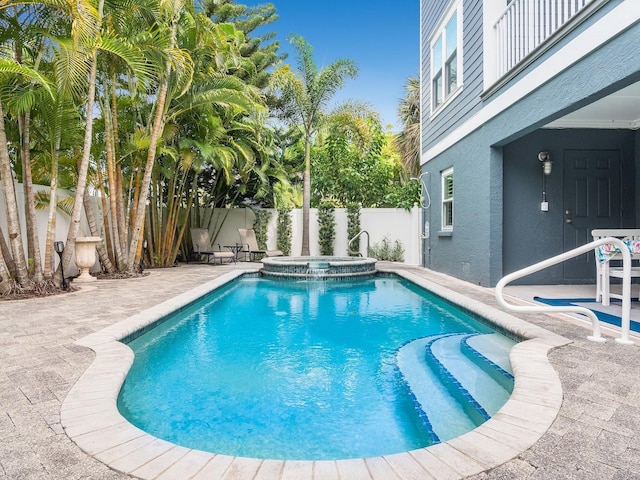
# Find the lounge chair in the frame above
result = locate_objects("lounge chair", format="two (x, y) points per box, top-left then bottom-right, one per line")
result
(238, 228), (283, 261)
(190, 228), (236, 264)
(592, 229), (640, 305)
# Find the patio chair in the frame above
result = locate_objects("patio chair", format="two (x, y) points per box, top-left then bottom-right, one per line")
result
(592, 229), (640, 305)
(190, 228), (235, 264)
(237, 228), (283, 261)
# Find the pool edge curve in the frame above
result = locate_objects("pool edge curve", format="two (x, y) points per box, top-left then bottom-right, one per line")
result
(61, 267), (570, 480)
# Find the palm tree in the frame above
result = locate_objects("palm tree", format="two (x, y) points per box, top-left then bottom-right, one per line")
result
(125, 0), (198, 271)
(0, 2), (68, 288)
(270, 35), (357, 256)
(395, 75), (421, 177)
(0, 0), (288, 287)
(0, 47), (59, 288)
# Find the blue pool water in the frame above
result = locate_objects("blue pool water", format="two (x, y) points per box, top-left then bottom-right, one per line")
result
(117, 275), (516, 460)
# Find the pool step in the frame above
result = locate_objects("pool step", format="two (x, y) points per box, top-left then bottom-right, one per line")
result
(461, 333), (515, 391)
(397, 332), (515, 443)
(428, 334), (513, 419)
(396, 334), (476, 443)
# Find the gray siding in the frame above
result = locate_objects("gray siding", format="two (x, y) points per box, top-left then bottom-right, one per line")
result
(503, 129), (636, 285)
(421, 0), (485, 153)
(420, 22), (640, 286)
(420, 0), (448, 150)
(421, 136), (500, 286)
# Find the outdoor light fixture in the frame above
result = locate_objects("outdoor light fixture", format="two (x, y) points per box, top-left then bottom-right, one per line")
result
(538, 151), (552, 175)
(139, 239), (148, 273)
(54, 241), (69, 290)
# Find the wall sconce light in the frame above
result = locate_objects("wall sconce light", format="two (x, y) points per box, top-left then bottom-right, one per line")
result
(54, 241), (69, 290)
(538, 151), (552, 175)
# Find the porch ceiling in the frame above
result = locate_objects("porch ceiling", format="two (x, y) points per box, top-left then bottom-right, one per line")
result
(544, 81), (640, 130)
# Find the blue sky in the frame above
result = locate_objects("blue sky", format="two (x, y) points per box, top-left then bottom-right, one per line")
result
(242, 1), (420, 131)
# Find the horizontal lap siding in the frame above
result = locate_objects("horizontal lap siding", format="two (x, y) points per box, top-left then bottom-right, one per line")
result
(421, 0), (484, 156)
(420, 0), (447, 153)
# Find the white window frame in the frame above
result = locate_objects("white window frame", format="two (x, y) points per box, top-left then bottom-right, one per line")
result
(441, 168), (454, 231)
(430, 1), (463, 115)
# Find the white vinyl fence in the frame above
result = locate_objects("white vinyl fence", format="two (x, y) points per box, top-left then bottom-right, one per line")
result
(195, 207), (422, 265)
(1, 183), (423, 267)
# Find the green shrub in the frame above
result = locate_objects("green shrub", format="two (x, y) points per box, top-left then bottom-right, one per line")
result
(276, 208), (292, 256)
(253, 209), (272, 249)
(346, 202), (361, 256)
(317, 202), (336, 256)
(369, 236), (404, 262)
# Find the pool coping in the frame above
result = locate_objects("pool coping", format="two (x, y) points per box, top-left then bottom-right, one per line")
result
(61, 268), (571, 480)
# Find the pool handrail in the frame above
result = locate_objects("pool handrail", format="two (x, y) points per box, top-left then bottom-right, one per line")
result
(495, 237), (634, 345)
(348, 230), (370, 257)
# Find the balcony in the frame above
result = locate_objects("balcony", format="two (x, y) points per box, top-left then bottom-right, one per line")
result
(493, 0), (606, 80)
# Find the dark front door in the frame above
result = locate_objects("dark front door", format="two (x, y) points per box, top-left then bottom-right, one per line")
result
(563, 149), (621, 281)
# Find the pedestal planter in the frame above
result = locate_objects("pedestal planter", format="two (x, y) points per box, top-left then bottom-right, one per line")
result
(74, 236), (101, 283)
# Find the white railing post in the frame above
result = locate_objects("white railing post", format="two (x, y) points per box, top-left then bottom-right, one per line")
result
(527, 0), (535, 54)
(495, 237), (634, 345)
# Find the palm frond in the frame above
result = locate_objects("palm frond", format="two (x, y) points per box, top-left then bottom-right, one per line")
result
(0, 58), (54, 98)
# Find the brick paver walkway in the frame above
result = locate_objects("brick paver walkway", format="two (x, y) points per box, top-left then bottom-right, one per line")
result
(0, 263), (638, 479)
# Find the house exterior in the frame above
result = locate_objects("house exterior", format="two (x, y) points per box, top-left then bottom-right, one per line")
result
(419, 0), (640, 286)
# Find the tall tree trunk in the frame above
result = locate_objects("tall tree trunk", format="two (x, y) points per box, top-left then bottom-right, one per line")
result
(110, 75), (128, 264)
(301, 134), (311, 256)
(15, 36), (44, 283)
(58, 50), (98, 285)
(43, 140), (60, 278)
(115, 162), (127, 259)
(126, 72), (170, 270)
(19, 111), (44, 282)
(102, 97), (125, 269)
(0, 226), (17, 279)
(96, 164), (114, 263)
(0, 241), (12, 295)
(0, 100), (31, 287)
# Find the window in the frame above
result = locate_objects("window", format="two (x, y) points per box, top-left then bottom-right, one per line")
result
(441, 168), (454, 230)
(431, 2), (462, 111)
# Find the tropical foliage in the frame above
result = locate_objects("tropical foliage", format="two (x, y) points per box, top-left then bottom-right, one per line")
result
(369, 236), (404, 262)
(311, 119), (419, 209)
(346, 202), (361, 256)
(0, 0), (288, 292)
(317, 201), (335, 256)
(276, 208), (292, 256)
(270, 35), (358, 256)
(252, 209), (271, 250)
(0, 0), (419, 295)
(395, 75), (421, 177)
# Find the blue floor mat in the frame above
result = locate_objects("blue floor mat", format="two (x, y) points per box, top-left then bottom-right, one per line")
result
(533, 297), (640, 333)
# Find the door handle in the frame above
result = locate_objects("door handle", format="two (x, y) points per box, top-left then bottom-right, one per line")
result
(565, 218), (572, 224)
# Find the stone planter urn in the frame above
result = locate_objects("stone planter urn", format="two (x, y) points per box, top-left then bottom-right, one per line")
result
(74, 236), (101, 283)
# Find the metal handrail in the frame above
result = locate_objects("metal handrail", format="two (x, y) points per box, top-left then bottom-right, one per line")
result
(495, 237), (634, 345)
(348, 230), (370, 257)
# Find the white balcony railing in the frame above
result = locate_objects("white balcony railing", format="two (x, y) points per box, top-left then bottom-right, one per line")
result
(494, 0), (598, 79)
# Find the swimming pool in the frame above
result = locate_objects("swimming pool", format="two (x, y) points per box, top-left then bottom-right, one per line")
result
(117, 274), (516, 460)
(63, 266), (570, 479)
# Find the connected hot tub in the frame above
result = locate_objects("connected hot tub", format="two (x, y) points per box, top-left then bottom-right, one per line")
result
(261, 256), (377, 279)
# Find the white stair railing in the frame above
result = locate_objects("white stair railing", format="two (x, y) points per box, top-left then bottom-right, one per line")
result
(495, 237), (634, 345)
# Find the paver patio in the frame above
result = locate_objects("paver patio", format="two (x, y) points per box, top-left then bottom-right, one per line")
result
(0, 262), (639, 479)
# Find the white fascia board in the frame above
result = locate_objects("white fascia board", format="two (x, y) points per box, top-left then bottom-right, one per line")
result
(421, 1), (640, 166)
